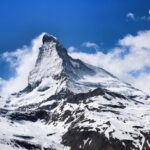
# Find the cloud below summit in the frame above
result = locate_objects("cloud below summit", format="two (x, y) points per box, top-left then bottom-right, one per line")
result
(69, 30), (150, 94)
(0, 33), (44, 96)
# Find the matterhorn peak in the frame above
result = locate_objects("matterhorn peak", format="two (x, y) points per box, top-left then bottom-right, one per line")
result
(27, 33), (67, 90)
(1, 33), (150, 150)
(9, 33), (147, 100)
(42, 33), (58, 44)
(24, 33), (96, 92)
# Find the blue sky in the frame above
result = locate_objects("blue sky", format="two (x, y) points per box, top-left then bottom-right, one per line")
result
(0, 0), (149, 52)
(0, 0), (150, 94)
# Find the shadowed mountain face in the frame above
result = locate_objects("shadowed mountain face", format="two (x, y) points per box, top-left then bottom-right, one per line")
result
(0, 33), (150, 150)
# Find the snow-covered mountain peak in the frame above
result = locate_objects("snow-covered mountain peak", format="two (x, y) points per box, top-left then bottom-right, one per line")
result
(27, 33), (96, 93)
(3, 33), (147, 108)
(0, 33), (150, 150)
(42, 33), (58, 44)
(28, 34), (63, 89)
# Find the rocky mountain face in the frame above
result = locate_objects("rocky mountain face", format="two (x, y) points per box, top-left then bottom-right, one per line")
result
(0, 33), (150, 150)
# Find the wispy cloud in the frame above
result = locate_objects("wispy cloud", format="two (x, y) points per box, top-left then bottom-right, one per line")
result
(82, 41), (99, 51)
(126, 10), (150, 21)
(69, 30), (150, 94)
(67, 46), (77, 52)
(126, 13), (135, 21)
(0, 33), (44, 96)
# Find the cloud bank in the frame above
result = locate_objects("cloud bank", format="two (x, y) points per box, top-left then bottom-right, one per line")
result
(69, 30), (150, 94)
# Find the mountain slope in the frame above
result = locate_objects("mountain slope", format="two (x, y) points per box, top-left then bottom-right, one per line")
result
(0, 33), (150, 150)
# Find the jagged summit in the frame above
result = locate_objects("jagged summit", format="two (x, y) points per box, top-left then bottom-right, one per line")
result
(27, 33), (95, 92)
(42, 33), (58, 44)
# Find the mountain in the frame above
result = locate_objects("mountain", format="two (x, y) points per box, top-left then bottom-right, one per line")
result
(0, 33), (150, 150)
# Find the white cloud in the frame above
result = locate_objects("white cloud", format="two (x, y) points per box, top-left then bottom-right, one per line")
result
(119, 30), (150, 49)
(126, 11), (150, 21)
(67, 46), (77, 52)
(0, 78), (6, 91)
(0, 33), (45, 96)
(69, 30), (150, 94)
(126, 13), (135, 20)
(82, 41), (99, 51)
